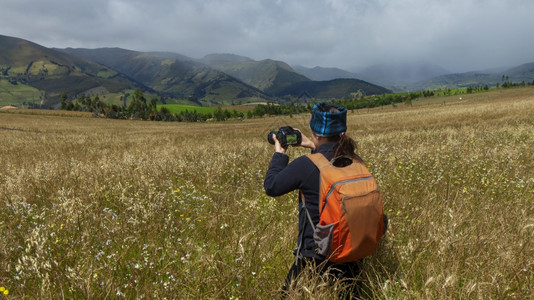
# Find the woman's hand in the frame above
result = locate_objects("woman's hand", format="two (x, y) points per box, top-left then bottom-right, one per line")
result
(272, 134), (287, 154)
(295, 129), (316, 150)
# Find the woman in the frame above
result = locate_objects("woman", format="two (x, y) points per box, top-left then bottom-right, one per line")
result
(264, 102), (385, 291)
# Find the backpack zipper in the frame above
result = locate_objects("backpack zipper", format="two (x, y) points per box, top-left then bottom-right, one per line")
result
(321, 176), (374, 213)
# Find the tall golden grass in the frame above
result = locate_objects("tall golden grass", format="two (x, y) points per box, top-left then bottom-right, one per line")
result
(0, 88), (533, 299)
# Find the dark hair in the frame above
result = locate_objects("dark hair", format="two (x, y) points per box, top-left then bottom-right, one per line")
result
(327, 133), (363, 163)
(322, 105), (340, 114)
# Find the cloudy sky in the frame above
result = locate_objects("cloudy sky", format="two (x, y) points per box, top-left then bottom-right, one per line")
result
(1, 0), (533, 72)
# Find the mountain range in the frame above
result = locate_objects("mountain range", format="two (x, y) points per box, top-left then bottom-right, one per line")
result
(0, 34), (390, 107)
(57, 47), (270, 106)
(1, 34), (533, 108)
(294, 62), (534, 91)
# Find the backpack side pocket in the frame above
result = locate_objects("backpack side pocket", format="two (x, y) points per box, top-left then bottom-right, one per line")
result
(313, 222), (336, 257)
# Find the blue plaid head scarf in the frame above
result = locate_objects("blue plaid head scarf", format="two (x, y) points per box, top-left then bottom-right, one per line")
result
(309, 103), (347, 136)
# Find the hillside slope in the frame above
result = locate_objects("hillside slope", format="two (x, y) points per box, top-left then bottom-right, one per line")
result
(505, 62), (534, 82)
(411, 62), (534, 90)
(0, 34), (143, 106)
(275, 78), (391, 99)
(198, 54), (311, 93)
(59, 48), (269, 105)
(292, 65), (362, 81)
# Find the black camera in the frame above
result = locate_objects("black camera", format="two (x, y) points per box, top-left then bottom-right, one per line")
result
(267, 126), (302, 147)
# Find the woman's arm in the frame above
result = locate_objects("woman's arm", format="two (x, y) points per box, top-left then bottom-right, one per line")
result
(264, 132), (316, 197)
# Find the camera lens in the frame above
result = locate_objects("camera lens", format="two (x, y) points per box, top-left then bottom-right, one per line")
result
(267, 131), (277, 145)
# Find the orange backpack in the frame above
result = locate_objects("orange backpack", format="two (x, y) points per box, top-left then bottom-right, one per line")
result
(303, 153), (386, 263)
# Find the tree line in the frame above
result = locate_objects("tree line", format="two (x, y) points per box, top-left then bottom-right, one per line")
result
(60, 81), (534, 121)
(248, 80), (534, 117)
(61, 89), (244, 122)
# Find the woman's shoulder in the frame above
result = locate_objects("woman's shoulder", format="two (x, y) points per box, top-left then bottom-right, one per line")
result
(285, 154), (320, 171)
(292, 154), (314, 164)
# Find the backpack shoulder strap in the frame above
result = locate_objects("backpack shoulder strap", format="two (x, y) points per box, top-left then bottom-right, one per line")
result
(306, 153), (331, 170)
(297, 191), (316, 265)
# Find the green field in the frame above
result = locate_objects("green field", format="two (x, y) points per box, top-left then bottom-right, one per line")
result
(98, 91), (195, 107)
(157, 104), (216, 114)
(0, 87), (533, 298)
(0, 79), (41, 107)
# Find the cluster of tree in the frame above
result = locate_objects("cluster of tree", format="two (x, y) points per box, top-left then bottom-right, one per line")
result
(156, 107), (212, 122)
(332, 91), (425, 111)
(499, 81), (533, 88)
(61, 89), (244, 122)
(498, 74), (534, 88)
(61, 93), (106, 113)
(212, 107), (245, 121)
(247, 102), (311, 118)
(466, 85), (490, 94)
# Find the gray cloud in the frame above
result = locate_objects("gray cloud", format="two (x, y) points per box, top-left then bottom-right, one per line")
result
(1, 0), (533, 72)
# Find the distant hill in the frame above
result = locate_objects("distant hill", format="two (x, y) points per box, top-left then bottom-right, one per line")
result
(274, 78), (391, 99)
(411, 72), (500, 90)
(0, 34), (144, 106)
(198, 54), (392, 99)
(59, 48), (269, 106)
(293, 61), (534, 92)
(358, 62), (451, 91)
(505, 62), (534, 82)
(200, 53), (254, 64)
(147, 51), (194, 61)
(292, 65), (362, 81)
(411, 62), (534, 90)
(198, 54), (311, 94)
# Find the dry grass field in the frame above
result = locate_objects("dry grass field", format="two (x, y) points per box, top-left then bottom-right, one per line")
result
(1, 88), (533, 299)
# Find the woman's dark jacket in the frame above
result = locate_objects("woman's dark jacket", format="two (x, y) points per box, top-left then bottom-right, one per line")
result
(264, 143), (337, 259)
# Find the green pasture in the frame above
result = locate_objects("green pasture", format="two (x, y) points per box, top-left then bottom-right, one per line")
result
(157, 104), (216, 114)
(0, 79), (40, 107)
